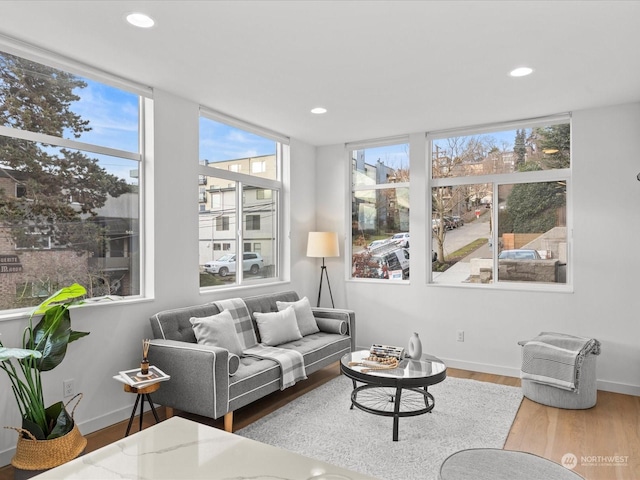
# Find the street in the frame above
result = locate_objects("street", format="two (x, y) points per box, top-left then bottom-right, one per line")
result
(434, 212), (492, 259)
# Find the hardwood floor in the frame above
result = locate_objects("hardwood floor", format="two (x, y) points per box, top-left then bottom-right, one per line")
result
(1, 364), (638, 480)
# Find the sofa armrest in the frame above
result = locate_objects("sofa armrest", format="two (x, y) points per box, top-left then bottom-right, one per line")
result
(147, 339), (230, 419)
(311, 307), (356, 351)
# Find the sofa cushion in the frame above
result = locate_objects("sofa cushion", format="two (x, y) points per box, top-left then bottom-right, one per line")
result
(254, 306), (302, 346)
(276, 296), (320, 336)
(229, 356), (281, 410)
(189, 310), (244, 357)
(279, 332), (352, 374)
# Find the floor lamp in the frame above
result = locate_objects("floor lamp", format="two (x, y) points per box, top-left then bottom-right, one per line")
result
(307, 232), (339, 308)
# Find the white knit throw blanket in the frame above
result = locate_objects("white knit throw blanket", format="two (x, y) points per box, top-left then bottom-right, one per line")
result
(243, 344), (307, 390)
(520, 332), (600, 391)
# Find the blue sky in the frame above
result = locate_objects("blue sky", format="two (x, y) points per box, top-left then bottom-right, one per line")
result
(361, 144), (410, 171)
(60, 78), (141, 185)
(70, 79), (139, 153)
(67, 76), (275, 182)
(199, 117), (276, 163)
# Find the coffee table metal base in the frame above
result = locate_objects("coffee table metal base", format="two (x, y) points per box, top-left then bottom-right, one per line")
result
(350, 383), (435, 441)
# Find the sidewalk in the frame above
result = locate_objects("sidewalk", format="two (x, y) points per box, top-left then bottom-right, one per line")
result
(433, 232), (493, 283)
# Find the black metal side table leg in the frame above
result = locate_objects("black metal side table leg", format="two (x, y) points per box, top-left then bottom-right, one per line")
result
(125, 394), (142, 437)
(146, 394), (160, 423)
(138, 393), (145, 433)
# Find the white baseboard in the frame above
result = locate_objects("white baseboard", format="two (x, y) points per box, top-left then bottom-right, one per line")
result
(595, 379), (640, 397)
(439, 356), (521, 379)
(439, 356), (640, 396)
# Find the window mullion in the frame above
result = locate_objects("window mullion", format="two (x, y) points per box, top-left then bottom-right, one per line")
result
(0, 125), (141, 161)
(237, 181), (244, 284)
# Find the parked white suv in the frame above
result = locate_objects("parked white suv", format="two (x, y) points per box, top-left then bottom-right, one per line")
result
(204, 252), (264, 276)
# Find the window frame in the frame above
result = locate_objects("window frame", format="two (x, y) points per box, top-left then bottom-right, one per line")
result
(427, 115), (573, 292)
(347, 135), (411, 283)
(0, 38), (151, 315)
(198, 108), (287, 289)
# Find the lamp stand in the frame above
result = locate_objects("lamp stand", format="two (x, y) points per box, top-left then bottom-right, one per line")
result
(317, 257), (335, 308)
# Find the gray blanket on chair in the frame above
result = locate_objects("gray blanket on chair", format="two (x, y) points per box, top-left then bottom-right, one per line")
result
(519, 332), (601, 391)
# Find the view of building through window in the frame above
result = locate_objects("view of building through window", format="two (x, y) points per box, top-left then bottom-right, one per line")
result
(351, 142), (410, 280)
(430, 121), (570, 286)
(198, 116), (282, 288)
(0, 49), (142, 310)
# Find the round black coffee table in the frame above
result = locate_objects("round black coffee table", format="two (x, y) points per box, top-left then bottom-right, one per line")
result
(340, 350), (447, 441)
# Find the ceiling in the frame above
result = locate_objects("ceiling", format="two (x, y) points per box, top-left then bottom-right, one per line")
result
(0, 1), (639, 146)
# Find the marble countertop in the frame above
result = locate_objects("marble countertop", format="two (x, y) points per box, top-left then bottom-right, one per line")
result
(33, 416), (379, 480)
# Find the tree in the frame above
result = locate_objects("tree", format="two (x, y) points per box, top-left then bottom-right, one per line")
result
(503, 164), (565, 233)
(0, 52), (130, 254)
(499, 125), (569, 235)
(514, 129), (526, 166)
(431, 136), (494, 262)
(527, 124), (570, 169)
(0, 52), (133, 306)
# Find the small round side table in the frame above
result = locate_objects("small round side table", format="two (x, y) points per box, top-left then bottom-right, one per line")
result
(124, 382), (161, 436)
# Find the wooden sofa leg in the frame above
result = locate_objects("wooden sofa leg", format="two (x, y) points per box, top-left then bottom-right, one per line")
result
(224, 411), (233, 433)
(165, 407), (174, 419)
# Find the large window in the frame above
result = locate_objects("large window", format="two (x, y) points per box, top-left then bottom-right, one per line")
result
(429, 117), (571, 288)
(0, 48), (146, 310)
(199, 112), (285, 288)
(350, 139), (410, 280)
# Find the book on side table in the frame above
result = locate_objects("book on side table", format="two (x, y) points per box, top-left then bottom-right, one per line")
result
(113, 365), (170, 388)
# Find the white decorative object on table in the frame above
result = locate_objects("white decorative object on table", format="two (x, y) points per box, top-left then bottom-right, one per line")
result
(407, 332), (422, 360)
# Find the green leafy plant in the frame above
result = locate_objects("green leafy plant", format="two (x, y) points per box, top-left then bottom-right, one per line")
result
(0, 283), (89, 439)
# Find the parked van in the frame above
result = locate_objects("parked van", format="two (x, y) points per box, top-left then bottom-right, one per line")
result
(371, 247), (410, 279)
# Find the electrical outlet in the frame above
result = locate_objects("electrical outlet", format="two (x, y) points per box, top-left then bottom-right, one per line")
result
(457, 330), (464, 342)
(63, 379), (74, 398)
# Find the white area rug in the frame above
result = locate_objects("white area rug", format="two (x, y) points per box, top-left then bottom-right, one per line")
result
(237, 374), (523, 480)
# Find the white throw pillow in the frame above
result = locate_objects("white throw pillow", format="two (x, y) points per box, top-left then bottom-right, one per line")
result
(276, 296), (320, 337)
(254, 306), (302, 346)
(189, 309), (243, 357)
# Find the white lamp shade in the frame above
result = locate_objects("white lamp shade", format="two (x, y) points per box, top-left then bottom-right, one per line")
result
(307, 232), (340, 258)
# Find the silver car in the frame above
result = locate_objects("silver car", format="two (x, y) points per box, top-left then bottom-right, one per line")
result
(391, 232), (410, 248)
(498, 249), (541, 260)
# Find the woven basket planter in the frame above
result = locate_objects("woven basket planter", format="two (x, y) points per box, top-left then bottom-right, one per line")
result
(10, 422), (87, 470)
(7, 394), (87, 471)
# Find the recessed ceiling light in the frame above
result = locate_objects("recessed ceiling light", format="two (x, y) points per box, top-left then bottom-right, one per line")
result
(126, 12), (155, 28)
(509, 67), (533, 77)
(311, 107), (327, 115)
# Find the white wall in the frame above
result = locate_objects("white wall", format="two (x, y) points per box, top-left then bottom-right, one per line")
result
(316, 102), (640, 396)
(0, 90), (319, 465)
(2, 91), (637, 466)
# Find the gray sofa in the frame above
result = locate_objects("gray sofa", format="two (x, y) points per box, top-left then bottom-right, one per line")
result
(147, 291), (355, 432)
